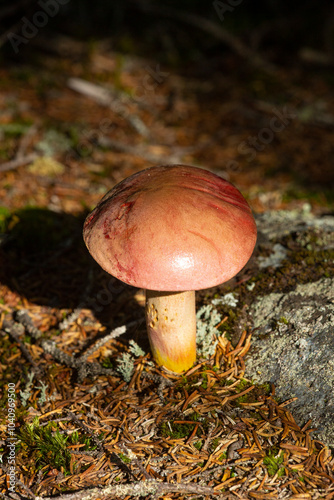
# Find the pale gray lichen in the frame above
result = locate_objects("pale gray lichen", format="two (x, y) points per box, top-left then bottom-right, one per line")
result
(255, 207), (334, 241)
(37, 381), (49, 406)
(212, 292), (239, 307)
(258, 243), (287, 269)
(129, 340), (145, 357)
(36, 129), (72, 156)
(196, 304), (222, 358)
(116, 353), (135, 382)
(20, 374), (49, 407)
(20, 372), (35, 407)
(116, 341), (144, 382)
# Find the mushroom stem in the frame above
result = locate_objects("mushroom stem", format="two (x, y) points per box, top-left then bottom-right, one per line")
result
(145, 290), (196, 373)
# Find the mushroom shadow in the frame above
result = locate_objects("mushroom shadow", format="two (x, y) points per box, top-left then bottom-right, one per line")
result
(0, 207), (146, 345)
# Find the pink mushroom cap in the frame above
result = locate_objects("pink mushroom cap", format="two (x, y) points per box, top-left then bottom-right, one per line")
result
(83, 165), (257, 291)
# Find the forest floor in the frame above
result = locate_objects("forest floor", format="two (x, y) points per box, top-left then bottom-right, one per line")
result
(0, 34), (333, 499)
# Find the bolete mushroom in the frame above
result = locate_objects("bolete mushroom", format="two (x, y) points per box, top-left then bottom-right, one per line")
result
(83, 165), (257, 373)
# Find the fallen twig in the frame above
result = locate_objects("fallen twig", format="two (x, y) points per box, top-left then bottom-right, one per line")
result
(78, 321), (138, 362)
(14, 309), (43, 339)
(59, 308), (83, 331)
(0, 153), (37, 173)
(65, 411), (104, 455)
(98, 136), (193, 165)
(11, 310), (140, 381)
(0, 123), (37, 173)
(2, 320), (41, 375)
(34, 480), (221, 500)
(66, 410), (137, 480)
(10, 310), (116, 381)
(16, 124), (38, 159)
(67, 77), (150, 138)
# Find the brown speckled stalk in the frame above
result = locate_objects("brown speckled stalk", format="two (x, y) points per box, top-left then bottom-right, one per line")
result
(145, 290), (196, 373)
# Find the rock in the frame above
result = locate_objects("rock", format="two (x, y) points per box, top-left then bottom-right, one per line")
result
(244, 208), (334, 446)
(255, 203), (334, 242)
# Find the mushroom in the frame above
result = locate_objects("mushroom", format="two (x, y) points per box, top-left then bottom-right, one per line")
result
(83, 165), (257, 373)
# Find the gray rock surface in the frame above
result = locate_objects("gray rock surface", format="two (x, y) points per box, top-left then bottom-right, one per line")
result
(244, 208), (334, 446)
(255, 203), (334, 242)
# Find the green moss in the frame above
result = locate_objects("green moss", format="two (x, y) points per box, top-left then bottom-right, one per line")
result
(160, 412), (202, 440)
(119, 453), (131, 464)
(236, 394), (250, 404)
(263, 448), (285, 477)
(224, 331), (232, 341)
(232, 379), (274, 407)
(18, 416), (105, 475)
(233, 379), (252, 404)
(160, 421), (193, 439)
(201, 373), (208, 389)
(81, 436), (98, 451)
(194, 440), (202, 450)
(70, 431), (79, 445)
(235, 379), (250, 391)
(252, 229), (334, 298)
(258, 382), (271, 395)
(19, 418), (71, 471)
(0, 122), (32, 137)
(102, 358), (113, 369)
